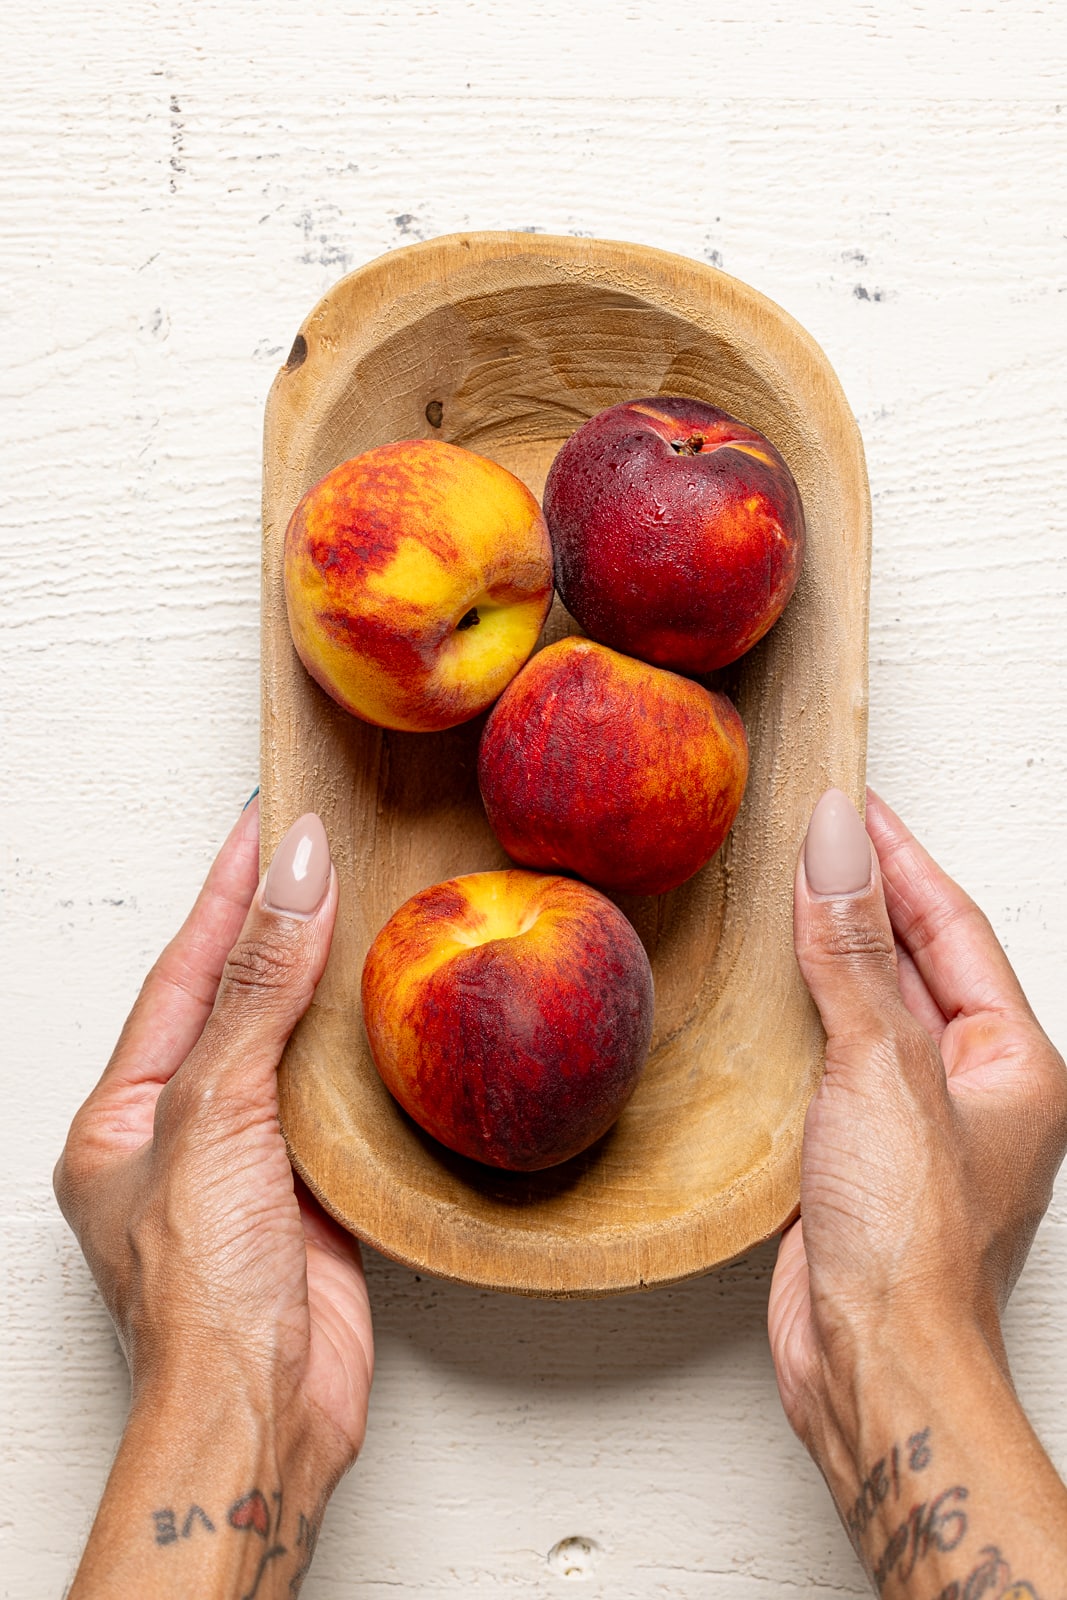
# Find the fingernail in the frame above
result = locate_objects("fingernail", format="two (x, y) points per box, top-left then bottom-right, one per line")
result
(243, 785), (260, 810)
(263, 813), (331, 917)
(804, 788), (872, 896)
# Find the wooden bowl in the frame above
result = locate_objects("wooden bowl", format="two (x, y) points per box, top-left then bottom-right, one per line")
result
(261, 232), (870, 1297)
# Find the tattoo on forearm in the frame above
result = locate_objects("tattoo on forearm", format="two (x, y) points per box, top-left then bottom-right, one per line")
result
(150, 1486), (322, 1597)
(289, 1512), (319, 1596)
(848, 1431), (1048, 1600)
(872, 1485), (969, 1587)
(230, 1488), (287, 1600)
(847, 1428), (933, 1541)
(151, 1505), (216, 1543)
(930, 1544), (1044, 1600)
(229, 1488), (275, 1538)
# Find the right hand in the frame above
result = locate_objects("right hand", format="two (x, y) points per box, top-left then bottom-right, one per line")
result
(769, 787), (1067, 1451)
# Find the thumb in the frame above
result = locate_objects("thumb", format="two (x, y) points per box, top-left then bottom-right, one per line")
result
(157, 812), (337, 1131)
(794, 788), (906, 1052)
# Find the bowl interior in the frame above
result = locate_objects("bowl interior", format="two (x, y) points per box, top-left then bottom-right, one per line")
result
(261, 234), (870, 1295)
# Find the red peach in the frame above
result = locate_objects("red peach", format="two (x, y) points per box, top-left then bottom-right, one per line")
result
(361, 869), (654, 1171)
(478, 637), (749, 897)
(543, 395), (805, 673)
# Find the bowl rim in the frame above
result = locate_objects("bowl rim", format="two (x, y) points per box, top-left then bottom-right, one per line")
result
(261, 229), (871, 1297)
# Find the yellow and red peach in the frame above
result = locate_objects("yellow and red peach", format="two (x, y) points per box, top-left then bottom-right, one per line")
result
(284, 439), (553, 732)
(543, 395), (805, 673)
(478, 637), (748, 897)
(361, 869), (654, 1171)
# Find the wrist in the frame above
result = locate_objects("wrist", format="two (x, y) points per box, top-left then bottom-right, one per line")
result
(128, 1338), (349, 1496)
(803, 1311), (1004, 1499)
(68, 1369), (336, 1600)
(127, 1375), (334, 1505)
(795, 1313), (1061, 1596)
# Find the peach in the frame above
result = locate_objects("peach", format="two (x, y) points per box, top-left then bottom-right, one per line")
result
(284, 439), (553, 732)
(361, 869), (654, 1171)
(478, 637), (748, 897)
(543, 395), (805, 673)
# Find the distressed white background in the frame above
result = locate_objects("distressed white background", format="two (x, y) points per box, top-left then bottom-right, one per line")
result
(3, 1), (1066, 1594)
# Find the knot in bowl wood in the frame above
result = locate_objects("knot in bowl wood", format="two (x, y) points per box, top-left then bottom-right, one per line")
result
(261, 231), (871, 1297)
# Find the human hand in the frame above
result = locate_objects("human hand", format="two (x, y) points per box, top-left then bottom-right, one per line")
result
(769, 786), (1067, 1429)
(55, 799), (372, 1597)
(768, 788), (1067, 1594)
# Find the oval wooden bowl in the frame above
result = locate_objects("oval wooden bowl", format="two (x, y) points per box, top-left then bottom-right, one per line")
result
(261, 231), (871, 1297)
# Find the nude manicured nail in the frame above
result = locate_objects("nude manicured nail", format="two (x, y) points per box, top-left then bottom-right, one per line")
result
(804, 788), (873, 896)
(263, 813), (331, 917)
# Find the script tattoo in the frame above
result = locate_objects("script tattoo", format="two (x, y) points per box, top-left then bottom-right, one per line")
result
(849, 1429), (1049, 1600)
(848, 1428), (935, 1541)
(150, 1487), (321, 1595)
(931, 1545), (1010, 1599)
(930, 1545), (1045, 1600)
(289, 1511), (320, 1595)
(872, 1485), (969, 1589)
(151, 1504), (216, 1544)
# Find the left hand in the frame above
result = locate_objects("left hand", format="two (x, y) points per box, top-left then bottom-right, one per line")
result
(54, 797), (373, 1494)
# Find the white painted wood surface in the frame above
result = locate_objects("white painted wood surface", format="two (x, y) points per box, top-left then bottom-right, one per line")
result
(3, 1), (1065, 1593)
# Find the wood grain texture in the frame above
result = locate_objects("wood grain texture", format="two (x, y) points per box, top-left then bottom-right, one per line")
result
(4, 0), (1066, 1594)
(262, 232), (870, 1295)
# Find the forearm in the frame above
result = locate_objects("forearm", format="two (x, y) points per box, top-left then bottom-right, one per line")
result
(68, 1378), (333, 1600)
(810, 1322), (1067, 1597)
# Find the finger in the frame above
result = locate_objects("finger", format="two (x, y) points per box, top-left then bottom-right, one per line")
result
(156, 813), (337, 1133)
(794, 788), (910, 1057)
(894, 939), (949, 1039)
(865, 788), (1030, 1022)
(101, 796), (262, 1094)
